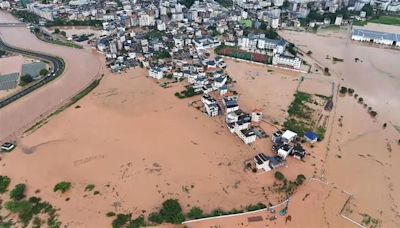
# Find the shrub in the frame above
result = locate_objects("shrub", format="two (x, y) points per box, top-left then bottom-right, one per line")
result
(348, 88), (354, 94)
(39, 68), (49, 76)
(358, 97), (364, 103)
(370, 111), (377, 117)
(53, 182), (71, 193)
(274, 171), (285, 181)
(383, 123), (387, 128)
(54, 28), (60, 34)
(127, 215), (145, 227)
(160, 199), (185, 224)
(19, 74), (34, 86)
(296, 174), (306, 185)
(148, 212), (164, 224)
(0, 176), (11, 193)
(246, 203), (266, 211)
(10, 184), (26, 200)
(60, 31), (66, 37)
(112, 213), (131, 228)
(211, 208), (226, 216)
(106, 212), (116, 217)
(85, 184), (95, 192)
(187, 206), (204, 219)
(252, 168), (257, 173)
(339, 87), (347, 94)
(4, 200), (33, 226)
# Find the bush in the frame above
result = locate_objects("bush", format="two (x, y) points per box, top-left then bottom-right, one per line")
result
(348, 88), (354, 94)
(53, 182), (71, 193)
(60, 31), (66, 37)
(187, 206), (204, 219)
(211, 208), (226, 216)
(0, 176), (11, 193)
(112, 213), (131, 228)
(358, 97), (364, 103)
(246, 203), (266, 211)
(296, 174), (306, 185)
(85, 184), (95, 192)
(10, 184), (26, 200)
(274, 171), (285, 181)
(339, 86), (347, 94)
(19, 74), (34, 86)
(39, 68), (49, 76)
(369, 111), (377, 117)
(160, 199), (185, 224)
(54, 28), (60, 34)
(4, 200), (33, 226)
(148, 212), (164, 224)
(106, 212), (116, 217)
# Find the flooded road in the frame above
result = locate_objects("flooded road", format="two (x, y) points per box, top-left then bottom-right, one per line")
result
(0, 11), (102, 140)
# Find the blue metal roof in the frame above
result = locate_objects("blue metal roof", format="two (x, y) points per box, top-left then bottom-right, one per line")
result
(352, 28), (400, 42)
(305, 131), (318, 140)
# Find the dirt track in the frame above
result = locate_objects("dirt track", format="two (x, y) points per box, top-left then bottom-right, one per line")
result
(0, 11), (102, 141)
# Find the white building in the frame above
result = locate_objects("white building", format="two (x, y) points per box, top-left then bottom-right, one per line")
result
(237, 128), (257, 144)
(27, 3), (55, 21)
(387, 2), (400, 12)
(352, 29), (400, 47)
(251, 109), (263, 122)
(281, 130), (297, 143)
(148, 67), (164, 80)
(0, 1), (10, 9)
(335, 15), (343, 26)
(272, 54), (302, 69)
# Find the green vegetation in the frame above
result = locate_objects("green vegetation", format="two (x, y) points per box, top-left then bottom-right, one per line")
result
(71, 78), (102, 103)
(353, 20), (368, 26)
(295, 174), (306, 185)
(215, 0), (233, 8)
(272, 173), (307, 196)
(39, 68), (49, 76)
(111, 213), (145, 228)
(148, 212), (164, 224)
(240, 19), (252, 28)
(54, 28), (60, 34)
(10, 184), (26, 201)
(283, 91), (325, 138)
(265, 28), (279, 39)
(145, 30), (166, 39)
(160, 199), (185, 224)
(106, 212), (116, 217)
(154, 50), (171, 59)
(186, 207), (204, 219)
(46, 19), (102, 27)
(11, 10), (41, 24)
(175, 87), (202, 99)
(85, 184), (95, 192)
(53, 182), (71, 193)
(19, 74), (34, 86)
(369, 16), (400, 26)
(48, 39), (83, 49)
(274, 171), (285, 181)
(245, 203), (267, 211)
(0, 176), (11, 193)
(179, 0), (195, 8)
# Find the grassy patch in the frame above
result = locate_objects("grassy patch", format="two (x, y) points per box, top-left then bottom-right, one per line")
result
(53, 182), (71, 193)
(85, 184), (95, 192)
(175, 87), (203, 99)
(369, 16), (400, 26)
(353, 20), (367, 26)
(49, 39), (83, 49)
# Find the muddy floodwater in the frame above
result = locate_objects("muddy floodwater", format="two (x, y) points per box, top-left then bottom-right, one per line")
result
(0, 11), (102, 140)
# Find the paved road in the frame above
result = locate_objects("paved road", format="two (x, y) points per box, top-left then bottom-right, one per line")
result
(0, 22), (25, 27)
(0, 37), (65, 109)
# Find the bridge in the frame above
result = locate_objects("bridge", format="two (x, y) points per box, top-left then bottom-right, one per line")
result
(0, 22), (26, 27)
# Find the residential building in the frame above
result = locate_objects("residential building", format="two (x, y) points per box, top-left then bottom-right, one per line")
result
(272, 54), (301, 69)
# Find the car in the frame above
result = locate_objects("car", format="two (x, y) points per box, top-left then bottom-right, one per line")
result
(1, 142), (15, 152)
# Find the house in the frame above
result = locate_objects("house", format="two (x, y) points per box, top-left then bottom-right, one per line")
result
(219, 85), (228, 96)
(237, 128), (257, 144)
(291, 144), (306, 160)
(202, 95), (219, 117)
(281, 130), (297, 143)
(272, 54), (302, 69)
(213, 76), (227, 89)
(148, 67), (164, 80)
(224, 98), (239, 113)
(251, 109), (263, 123)
(304, 131), (318, 144)
(255, 153), (287, 172)
(255, 153), (272, 171)
(277, 143), (293, 159)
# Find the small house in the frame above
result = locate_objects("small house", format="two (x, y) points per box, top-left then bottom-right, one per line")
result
(304, 131), (318, 144)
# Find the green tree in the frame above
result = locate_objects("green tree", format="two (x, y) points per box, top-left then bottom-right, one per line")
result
(148, 212), (163, 224)
(362, 4), (374, 17)
(39, 68), (49, 76)
(160, 199), (185, 224)
(187, 207), (203, 219)
(19, 74), (34, 86)
(54, 28), (60, 34)
(296, 174), (306, 185)
(0, 176), (11, 193)
(10, 184), (26, 200)
(274, 171), (285, 181)
(53, 182), (71, 193)
(60, 31), (67, 37)
(112, 213), (131, 228)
